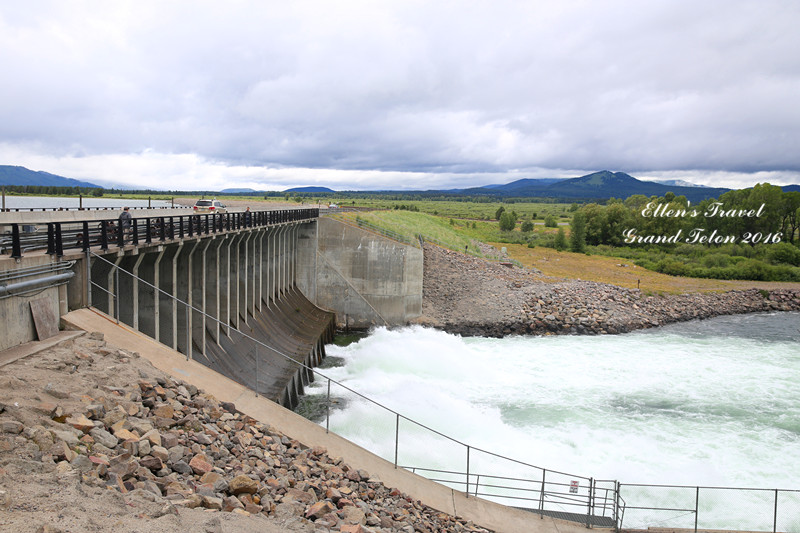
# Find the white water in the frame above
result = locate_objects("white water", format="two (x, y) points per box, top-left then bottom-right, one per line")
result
(308, 312), (800, 529)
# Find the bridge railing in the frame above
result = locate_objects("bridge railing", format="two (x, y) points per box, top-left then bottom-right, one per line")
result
(0, 208), (319, 258)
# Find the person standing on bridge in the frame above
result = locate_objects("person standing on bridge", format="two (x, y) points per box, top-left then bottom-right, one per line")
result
(118, 206), (132, 243)
(244, 206), (252, 227)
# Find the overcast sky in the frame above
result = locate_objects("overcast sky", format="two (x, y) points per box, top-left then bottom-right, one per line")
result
(1, 1), (799, 191)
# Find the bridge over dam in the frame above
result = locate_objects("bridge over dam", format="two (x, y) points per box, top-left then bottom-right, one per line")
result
(0, 206), (423, 409)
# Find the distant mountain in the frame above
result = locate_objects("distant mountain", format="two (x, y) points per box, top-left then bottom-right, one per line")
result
(285, 186), (336, 193)
(782, 184), (800, 192)
(462, 171), (730, 202)
(0, 165), (101, 188)
(221, 188), (259, 193)
(482, 178), (566, 190)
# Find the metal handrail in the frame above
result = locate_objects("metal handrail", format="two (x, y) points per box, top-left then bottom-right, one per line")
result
(618, 483), (800, 532)
(86, 249), (616, 526)
(2, 208), (319, 258)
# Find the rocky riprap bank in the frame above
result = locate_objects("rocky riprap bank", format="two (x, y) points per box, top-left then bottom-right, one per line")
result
(420, 244), (800, 337)
(0, 333), (492, 533)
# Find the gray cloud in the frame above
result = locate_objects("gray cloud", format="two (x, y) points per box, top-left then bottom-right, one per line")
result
(1, 0), (799, 190)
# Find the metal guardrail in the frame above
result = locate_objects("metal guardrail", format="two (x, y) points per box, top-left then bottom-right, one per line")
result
(0, 208), (319, 258)
(619, 483), (800, 532)
(86, 249), (620, 528)
(80, 214), (800, 532)
(0, 260), (75, 299)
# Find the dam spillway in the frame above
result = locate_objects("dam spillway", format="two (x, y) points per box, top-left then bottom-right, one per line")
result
(197, 286), (335, 409)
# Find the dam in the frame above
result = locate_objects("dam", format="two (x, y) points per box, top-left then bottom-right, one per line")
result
(0, 206), (423, 409)
(3, 204), (795, 532)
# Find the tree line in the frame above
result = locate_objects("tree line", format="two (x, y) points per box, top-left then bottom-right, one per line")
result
(577, 184), (799, 247)
(562, 184), (800, 281)
(2, 185), (103, 196)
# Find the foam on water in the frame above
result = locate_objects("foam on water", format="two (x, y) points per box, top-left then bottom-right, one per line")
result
(309, 312), (800, 493)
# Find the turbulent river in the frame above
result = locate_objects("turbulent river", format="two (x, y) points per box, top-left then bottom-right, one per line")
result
(307, 311), (800, 530)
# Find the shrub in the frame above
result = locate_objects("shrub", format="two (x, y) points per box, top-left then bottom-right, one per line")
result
(656, 259), (690, 277)
(520, 220), (534, 232)
(734, 259), (768, 281)
(570, 211), (586, 253)
(539, 234), (556, 249)
(554, 228), (567, 251)
(544, 215), (557, 228)
(499, 211), (517, 231)
(767, 243), (800, 266)
(702, 254), (730, 268)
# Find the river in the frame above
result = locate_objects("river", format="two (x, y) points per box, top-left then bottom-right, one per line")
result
(307, 312), (800, 530)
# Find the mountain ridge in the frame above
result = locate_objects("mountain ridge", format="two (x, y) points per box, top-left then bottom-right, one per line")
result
(459, 171), (733, 202)
(2, 164), (798, 200)
(0, 165), (101, 188)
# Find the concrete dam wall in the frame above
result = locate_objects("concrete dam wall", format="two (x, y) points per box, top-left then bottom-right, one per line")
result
(297, 217), (423, 329)
(1, 210), (423, 408)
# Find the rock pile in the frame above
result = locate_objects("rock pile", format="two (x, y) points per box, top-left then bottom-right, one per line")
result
(0, 334), (492, 533)
(420, 244), (800, 337)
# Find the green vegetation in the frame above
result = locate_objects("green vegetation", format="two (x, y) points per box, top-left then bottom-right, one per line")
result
(570, 211), (587, 253)
(1, 184), (103, 197)
(574, 184), (800, 281)
(10, 179), (799, 284)
(554, 228), (567, 251)
(498, 211), (518, 231)
(327, 183), (800, 283)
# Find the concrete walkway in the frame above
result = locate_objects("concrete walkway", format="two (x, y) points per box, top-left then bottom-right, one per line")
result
(61, 307), (594, 533)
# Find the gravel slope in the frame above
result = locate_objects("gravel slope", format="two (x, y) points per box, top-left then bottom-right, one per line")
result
(418, 243), (800, 337)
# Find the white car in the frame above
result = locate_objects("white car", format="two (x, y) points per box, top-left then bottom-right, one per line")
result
(192, 199), (227, 214)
